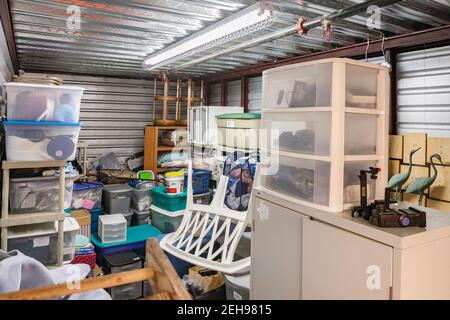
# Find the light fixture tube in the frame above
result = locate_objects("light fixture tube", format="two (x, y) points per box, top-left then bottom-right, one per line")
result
(143, 2), (273, 70)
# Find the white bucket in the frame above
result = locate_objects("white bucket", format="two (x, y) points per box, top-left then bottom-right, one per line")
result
(165, 172), (184, 194)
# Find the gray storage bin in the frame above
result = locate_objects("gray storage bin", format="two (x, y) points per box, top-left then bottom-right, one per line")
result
(131, 209), (151, 226)
(7, 222), (58, 266)
(102, 184), (132, 214)
(103, 250), (143, 300)
(225, 273), (251, 300)
(121, 210), (133, 227)
(193, 191), (212, 205)
(131, 186), (153, 211)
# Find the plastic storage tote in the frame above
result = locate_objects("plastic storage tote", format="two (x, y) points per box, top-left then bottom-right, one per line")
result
(7, 222), (58, 266)
(3, 121), (81, 161)
(225, 273), (250, 300)
(131, 182), (155, 211)
(216, 113), (261, 150)
(4, 82), (84, 122)
(10, 173), (76, 214)
(183, 169), (211, 195)
(150, 204), (184, 234)
(103, 250), (143, 300)
(131, 209), (151, 226)
(98, 214), (127, 244)
(151, 186), (186, 212)
(72, 182), (103, 210)
(102, 184), (132, 214)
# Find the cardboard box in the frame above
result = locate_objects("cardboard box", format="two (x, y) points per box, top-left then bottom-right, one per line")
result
(400, 165), (429, 192)
(389, 135), (403, 160)
(429, 165), (450, 202)
(427, 199), (450, 212)
(388, 159), (401, 179)
(403, 133), (427, 165)
(402, 192), (427, 207)
(427, 137), (450, 165)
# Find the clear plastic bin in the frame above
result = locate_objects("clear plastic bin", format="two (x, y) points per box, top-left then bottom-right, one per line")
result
(262, 111), (331, 155)
(131, 209), (151, 226)
(150, 205), (184, 234)
(7, 222), (58, 265)
(263, 62), (332, 109)
(343, 161), (378, 204)
(98, 214), (127, 244)
(260, 155), (331, 206)
(346, 65), (378, 109)
(131, 184), (155, 211)
(345, 113), (378, 155)
(3, 121), (81, 161)
(4, 82), (84, 122)
(72, 182), (103, 210)
(10, 174), (77, 214)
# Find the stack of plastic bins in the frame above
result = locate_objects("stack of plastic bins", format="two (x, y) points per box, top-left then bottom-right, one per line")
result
(150, 186), (186, 234)
(102, 184), (133, 225)
(90, 224), (161, 266)
(259, 58), (389, 213)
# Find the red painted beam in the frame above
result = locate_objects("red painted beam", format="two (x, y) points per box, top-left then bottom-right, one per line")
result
(203, 25), (450, 83)
(0, 0), (18, 73)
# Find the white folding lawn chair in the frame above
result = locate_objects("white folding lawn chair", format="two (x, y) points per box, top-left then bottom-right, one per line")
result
(159, 162), (252, 275)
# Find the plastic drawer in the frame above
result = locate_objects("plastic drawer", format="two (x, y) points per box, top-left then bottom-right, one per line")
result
(260, 154), (331, 206)
(110, 282), (142, 300)
(262, 62), (332, 109)
(345, 113), (378, 155)
(345, 65), (378, 109)
(262, 111), (331, 156)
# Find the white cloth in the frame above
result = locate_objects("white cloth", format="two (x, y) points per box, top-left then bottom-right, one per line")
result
(0, 249), (111, 300)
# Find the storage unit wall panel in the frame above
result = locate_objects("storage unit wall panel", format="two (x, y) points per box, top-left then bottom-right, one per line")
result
(397, 45), (450, 137)
(403, 133), (427, 165)
(427, 137), (450, 165)
(226, 79), (241, 108)
(208, 83), (221, 106)
(248, 76), (262, 112)
(0, 23), (13, 87)
(429, 165), (450, 202)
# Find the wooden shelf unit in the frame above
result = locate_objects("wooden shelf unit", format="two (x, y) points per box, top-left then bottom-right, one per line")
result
(144, 125), (188, 174)
(1, 160), (67, 267)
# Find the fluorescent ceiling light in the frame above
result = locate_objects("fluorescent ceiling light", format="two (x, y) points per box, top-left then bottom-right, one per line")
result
(143, 2), (273, 70)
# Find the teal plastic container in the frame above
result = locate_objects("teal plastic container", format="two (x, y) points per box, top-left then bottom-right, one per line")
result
(151, 186), (187, 212)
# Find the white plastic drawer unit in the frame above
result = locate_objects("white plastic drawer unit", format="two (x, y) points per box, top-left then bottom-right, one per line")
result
(98, 214), (127, 244)
(260, 58), (390, 212)
(188, 106), (243, 145)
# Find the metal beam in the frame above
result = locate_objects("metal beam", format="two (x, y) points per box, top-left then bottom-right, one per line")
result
(203, 25), (450, 82)
(0, 0), (18, 73)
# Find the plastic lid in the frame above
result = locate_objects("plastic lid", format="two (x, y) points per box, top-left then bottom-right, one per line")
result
(90, 224), (162, 249)
(103, 250), (141, 267)
(73, 181), (104, 191)
(165, 171), (184, 177)
(4, 82), (85, 91)
(225, 273), (251, 289)
(150, 204), (185, 217)
(103, 184), (133, 193)
(151, 186), (187, 198)
(99, 214), (127, 224)
(2, 120), (81, 126)
(215, 112), (261, 120)
(75, 234), (90, 247)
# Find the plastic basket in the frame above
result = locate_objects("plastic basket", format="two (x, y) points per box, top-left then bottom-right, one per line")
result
(184, 169), (211, 195)
(151, 186), (187, 212)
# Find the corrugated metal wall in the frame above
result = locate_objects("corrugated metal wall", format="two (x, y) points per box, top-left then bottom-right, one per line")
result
(0, 22), (13, 114)
(397, 45), (450, 137)
(209, 83), (222, 106)
(248, 76), (262, 112)
(27, 73), (153, 165)
(227, 79), (241, 107)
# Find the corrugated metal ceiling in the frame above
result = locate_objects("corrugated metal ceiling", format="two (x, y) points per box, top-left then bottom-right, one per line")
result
(9, 0), (450, 78)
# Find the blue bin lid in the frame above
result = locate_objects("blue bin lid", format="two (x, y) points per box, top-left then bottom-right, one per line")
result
(2, 120), (82, 126)
(73, 181), (104, 191)
(90, 224), (162, 249)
